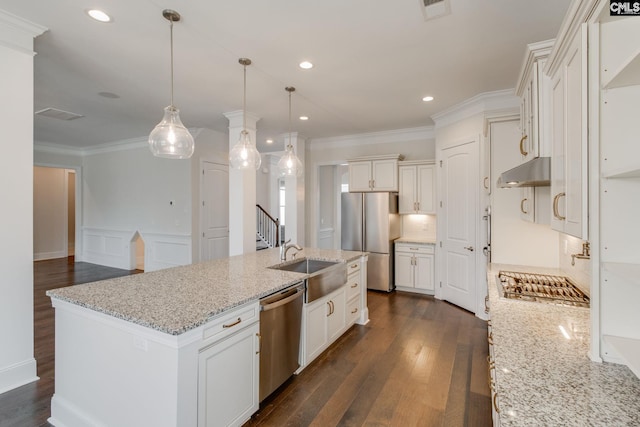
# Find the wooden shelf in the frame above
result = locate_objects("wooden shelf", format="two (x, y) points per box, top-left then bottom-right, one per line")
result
(604, 335), (640, 379)
(603, 166), (640, 179)
(603, 262), (640, 285)
(603, 49), (640, 89)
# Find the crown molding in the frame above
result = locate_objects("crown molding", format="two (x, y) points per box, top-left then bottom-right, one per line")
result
(515, 39), (554, 97)
(431, 89), (519, 129)
(0, 10), (47, 55)
(308, 126), (434, 151)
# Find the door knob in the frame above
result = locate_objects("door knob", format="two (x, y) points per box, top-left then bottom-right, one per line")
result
(464, 246), (474, 252)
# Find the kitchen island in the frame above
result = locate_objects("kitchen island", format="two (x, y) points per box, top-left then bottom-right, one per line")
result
(487, 264), (640, 426)
(46, 248), (368, 427)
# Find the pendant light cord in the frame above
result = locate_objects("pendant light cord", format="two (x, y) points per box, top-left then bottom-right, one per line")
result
(288, 89), (292, 151)
(169, 19), (174, 107)
(243, 63), (247, 132)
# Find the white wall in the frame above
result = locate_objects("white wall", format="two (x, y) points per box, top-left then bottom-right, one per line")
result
(489, 119), (559, 267)
(33, 166), (67, 260)
(0, 11), (43, 394)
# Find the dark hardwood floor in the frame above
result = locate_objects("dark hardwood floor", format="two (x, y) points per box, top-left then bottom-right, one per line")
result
(0, 258), (491, 427)
(246, 291), (491, 427)
(0, 257), (141, 427)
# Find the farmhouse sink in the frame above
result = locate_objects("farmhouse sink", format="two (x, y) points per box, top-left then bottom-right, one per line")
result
(269, 258), (347, 303)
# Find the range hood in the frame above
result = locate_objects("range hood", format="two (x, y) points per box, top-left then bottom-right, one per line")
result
(497, 157), (550, 188)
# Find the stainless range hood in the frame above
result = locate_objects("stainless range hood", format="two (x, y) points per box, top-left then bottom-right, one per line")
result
(497, 157), (550, 188)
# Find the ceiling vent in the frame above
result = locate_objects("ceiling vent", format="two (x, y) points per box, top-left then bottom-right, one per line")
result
(420, 0), (451, 21)
(35, 107), (85, 121)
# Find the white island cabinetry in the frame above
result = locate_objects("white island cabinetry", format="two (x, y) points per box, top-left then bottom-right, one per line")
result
(47, 248), (368, 427)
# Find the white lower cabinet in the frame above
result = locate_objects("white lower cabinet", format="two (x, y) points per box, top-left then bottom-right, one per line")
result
(304, 287), (346, 365)
(394, 242), (435, 294)
(198, 305), (260, 427)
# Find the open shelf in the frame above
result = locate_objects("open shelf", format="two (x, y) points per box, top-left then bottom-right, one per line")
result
(602, 262), (640, 285)
(603, 166), (640, 179)
(602, 49), (640, 89)
(603, 335), (640, 379)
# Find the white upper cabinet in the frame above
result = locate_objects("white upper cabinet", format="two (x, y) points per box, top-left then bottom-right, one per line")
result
(399, 161), (436, 214)
(548, 24), (588, 239)
(348, 154), (403, 192)
(516, 39), (555, 161)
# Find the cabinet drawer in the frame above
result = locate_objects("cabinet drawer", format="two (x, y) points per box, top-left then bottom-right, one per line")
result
(395, 243), (434, 254)
(347, 297), (361, 325)
(201, 301), (259, 346)
(346, 260), (361, 274)
(346, 271), (361, 300)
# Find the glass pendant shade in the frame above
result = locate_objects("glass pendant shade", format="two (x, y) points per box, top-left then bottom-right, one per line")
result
(149, 106), (195, 159)
(277, 145), (303, 177)
(229, 130), (261, 169)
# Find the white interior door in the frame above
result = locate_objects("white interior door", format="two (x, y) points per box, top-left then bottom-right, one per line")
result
(201, 161), (229, 262)
(439, 140), (478, 313)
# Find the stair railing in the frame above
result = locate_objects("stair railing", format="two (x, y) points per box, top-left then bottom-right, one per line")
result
(256, 204), (280, 248)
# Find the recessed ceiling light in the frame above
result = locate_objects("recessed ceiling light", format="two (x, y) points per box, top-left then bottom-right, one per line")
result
(422, 96), (434, 102)
(299, 61), (313, 69)
(86, 9), (112, 23)
(266, 139), (274, 144)
(299, 116), (309, 121)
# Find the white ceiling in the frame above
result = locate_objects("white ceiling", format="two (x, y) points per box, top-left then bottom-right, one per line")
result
(1, 0), (572, 153)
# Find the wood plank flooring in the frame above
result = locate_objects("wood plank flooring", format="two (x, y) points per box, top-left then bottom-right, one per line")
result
(0, 259), (491, 427)
(246, 291), (491, 427)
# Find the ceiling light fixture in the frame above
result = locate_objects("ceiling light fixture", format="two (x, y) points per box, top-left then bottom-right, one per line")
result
(299, 61), (313, 69)
(229, 58), (261, 170)
(299, 116), (309, 121)
(422, 95), (434, 102)
(277, 87), (303, 177)
(148, 9), (194, 159)
(86, 9), (112, 23)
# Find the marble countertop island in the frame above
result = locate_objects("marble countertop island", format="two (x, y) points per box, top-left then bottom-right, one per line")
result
(488, 263), (640, 426)
(47, 248), (365, 335)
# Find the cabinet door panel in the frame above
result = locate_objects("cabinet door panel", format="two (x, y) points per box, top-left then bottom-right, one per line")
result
(327, 288), (346, 342)
(550, 70), (566, 232)
(520, 187), (535, 222)
(398, 166), (417, 214)
(371, 159), (398, 191)
(305, 299), (329, 363)
(349, 161), (372, 192)
(395, 252), (414, 288)
(198, 323), (259, 427)
(415, 254), (434, 292)
(417, 165), (436, 214)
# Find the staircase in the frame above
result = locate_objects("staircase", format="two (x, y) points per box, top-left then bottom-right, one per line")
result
(256, 204), (280, 250)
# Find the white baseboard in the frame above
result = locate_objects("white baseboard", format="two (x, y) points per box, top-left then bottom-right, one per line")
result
(0, 358), (38, 394)
(49, 394), (98, 427)
(34, 250), (67, 261)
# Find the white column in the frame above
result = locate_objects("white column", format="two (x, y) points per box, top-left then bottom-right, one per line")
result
(224, 110), (260, 255)
(0, 11), (46, 394)
(283, 132), (305, 246)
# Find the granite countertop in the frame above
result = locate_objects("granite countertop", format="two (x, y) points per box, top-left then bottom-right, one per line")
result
(47, 248), (365, 336)
(394, 237), (436, 244)
(488, 263), (640, 426)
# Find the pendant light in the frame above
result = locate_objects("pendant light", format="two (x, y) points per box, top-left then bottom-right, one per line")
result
(148, 9), (194, 159)
(277, 87), (303, 177)
(229, 58), (261, 170)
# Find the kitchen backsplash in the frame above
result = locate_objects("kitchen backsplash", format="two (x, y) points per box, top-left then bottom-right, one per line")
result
(559, 233), (592, 295)
(401, 214), (436, 240)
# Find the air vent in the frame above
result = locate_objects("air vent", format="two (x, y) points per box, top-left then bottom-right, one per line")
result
(35, 108), (84, 121)
(420, 0), (451, 21)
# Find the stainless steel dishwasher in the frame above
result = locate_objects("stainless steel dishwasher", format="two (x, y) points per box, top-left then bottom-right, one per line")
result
(259, 282), (304, 401)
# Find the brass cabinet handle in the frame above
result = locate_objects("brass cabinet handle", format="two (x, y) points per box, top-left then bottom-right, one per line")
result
(256, 333), (261, 355)
(350, 263), (358, 269)
(483, 176), (489, 190)
(484, 295), (490, 314)
(519, 135), (528, 156)
(327, 301), (332, 317)
(493, 391), (500, 414)
(351, 307), (358, 314)
(416, 201), (420, 211)
(553, 192), (566, 220)
(351, 282), (358, 289)
(223, 318), (242, 328)
(464, 246), (474, 252)
(488, 332), (494, 345)
(520, 198), (528, 214)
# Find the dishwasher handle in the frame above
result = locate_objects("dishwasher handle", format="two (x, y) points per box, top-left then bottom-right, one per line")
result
(260, 286), (304, 312)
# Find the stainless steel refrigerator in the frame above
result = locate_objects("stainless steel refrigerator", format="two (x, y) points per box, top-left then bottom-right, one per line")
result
(341, 192), (400, 292)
